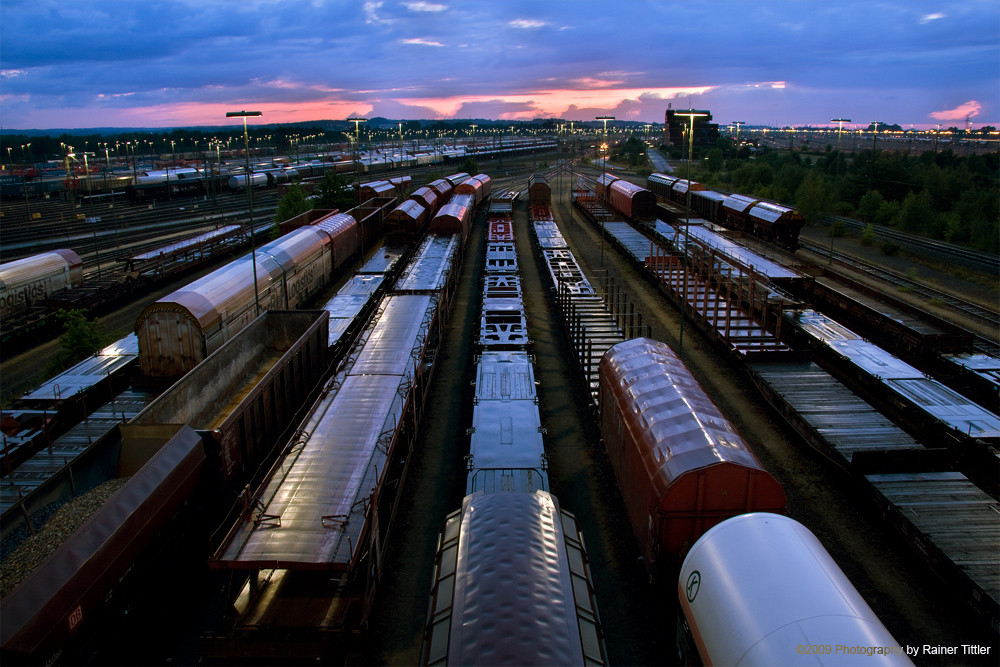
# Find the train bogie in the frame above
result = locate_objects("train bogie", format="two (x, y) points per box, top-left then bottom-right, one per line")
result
(598, 337), (786, 572)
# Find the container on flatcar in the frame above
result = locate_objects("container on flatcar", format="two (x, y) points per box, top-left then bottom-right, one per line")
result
(598, 337), (786, 573)
(677, 513), (912, 667)
(428, 194), (475, 241)
(0, 249), (83, 319)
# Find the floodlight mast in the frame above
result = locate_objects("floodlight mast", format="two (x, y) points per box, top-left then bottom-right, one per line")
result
(226, 110), (264, 315)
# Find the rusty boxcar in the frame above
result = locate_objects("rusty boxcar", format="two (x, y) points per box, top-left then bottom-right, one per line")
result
(598, 337), (786, 573)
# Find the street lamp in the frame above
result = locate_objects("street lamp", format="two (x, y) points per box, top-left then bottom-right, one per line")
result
(596, 116), (615, 266)
(469, 124), (478, 161)
(673, 109), (709, 356)
(731, 120), (745, 143)
(830, 118), (851, 263)
(226, 110), (263, 316)
(864, 121), (879, 224)
(349, 118), (367, 196)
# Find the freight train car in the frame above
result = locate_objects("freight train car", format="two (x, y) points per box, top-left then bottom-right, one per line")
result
(0, 249), (83, 319)
(648, 173), (805, 250)
(427, 178), (454, 204)
(528, 173), (551, 206)
(1, 425), (206, 665)
(136, 212), (359, 377)
(428, 194), (475, 241)
(677, 513), (912, 666)
(409, 186), (440, 217)
(598, 337), (786, 574)
(608, 177), (657, 221)
(384, 199), (429, 245)
(420, 491), (607, 666)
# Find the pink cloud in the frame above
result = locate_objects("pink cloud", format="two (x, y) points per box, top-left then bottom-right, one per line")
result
(929, 100), (982, 121)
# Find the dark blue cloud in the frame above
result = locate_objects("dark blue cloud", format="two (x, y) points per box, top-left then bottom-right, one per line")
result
(1, 0), (996, 128)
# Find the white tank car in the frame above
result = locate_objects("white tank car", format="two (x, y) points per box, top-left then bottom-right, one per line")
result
(677, 513), (912, 666)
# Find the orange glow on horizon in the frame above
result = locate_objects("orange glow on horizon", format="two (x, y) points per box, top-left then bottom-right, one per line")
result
(99, 85), (716, 127)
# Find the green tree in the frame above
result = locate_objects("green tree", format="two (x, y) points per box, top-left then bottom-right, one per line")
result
(274, 184), (313, 223)
(795, 171), (833, 223)
(315, 171), (354, 211)
(896, 190), (937, 235)
(706, 148), (724, 173)
(857, 190), (884, 223)
(47, 309), (102, 375)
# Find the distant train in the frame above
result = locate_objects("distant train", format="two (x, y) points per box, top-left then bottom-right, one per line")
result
(0, 249), (83, 319)
(647, 173), (805, 250)
(677, 513), (912, 666)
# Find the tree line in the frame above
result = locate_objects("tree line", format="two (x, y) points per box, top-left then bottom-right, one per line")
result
(672, 139), (998, 253)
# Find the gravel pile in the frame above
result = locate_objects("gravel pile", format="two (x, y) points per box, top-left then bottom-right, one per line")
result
(1, 477), (129, 599)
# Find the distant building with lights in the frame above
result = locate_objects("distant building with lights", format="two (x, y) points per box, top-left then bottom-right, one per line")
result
(663, 104), (719, 147)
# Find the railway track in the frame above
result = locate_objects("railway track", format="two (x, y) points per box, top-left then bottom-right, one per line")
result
(800, 238), (1000, 351)
(825, 215), (999, 274)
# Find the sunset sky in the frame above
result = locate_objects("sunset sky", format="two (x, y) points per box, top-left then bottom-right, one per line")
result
(1, 0), (997, 131)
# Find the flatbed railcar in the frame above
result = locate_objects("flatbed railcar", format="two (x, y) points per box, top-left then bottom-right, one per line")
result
(204, 229), (465, 658)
